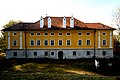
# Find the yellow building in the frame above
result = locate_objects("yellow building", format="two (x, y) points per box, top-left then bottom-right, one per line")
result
(2, 16), (115, 59)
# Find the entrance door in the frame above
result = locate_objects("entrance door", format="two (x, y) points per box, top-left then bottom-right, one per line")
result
(58, 51), (63, 59)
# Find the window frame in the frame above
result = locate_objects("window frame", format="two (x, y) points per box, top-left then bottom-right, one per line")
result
(36, 32), (41, 36)
(58, 40), (63, 46)
(50, 51), (55, 57)
(86, 51), (90, 55)
(102, 32), (106, 36)
(12, 39), (18, 46)
(45, 51), (48, 56)
(66, 32), (71, 36)
(34, 52), (37, 56)
(66, 40), (71, 46)
(50, 32), (54, 36)
(78, 39), (82, 46)
(86, 32), (90, 36)
(73, 51), (76, 56)
(50, 40), (55, 46)
(58, 32), (63, 36)
(44, 40), (48, 46)
(13, 32), (17, 36)
(86, 39), (91, 46)
(30, 32), (34, 36)
(78, 32), (82, 36)
(30, 40), (34, 46)
(36, 40), (41, 46)
(102, 39), (107, 46)
(44, 32), (48, 36)
(102, 51), (106, 56)
(13, 52), (17, 57)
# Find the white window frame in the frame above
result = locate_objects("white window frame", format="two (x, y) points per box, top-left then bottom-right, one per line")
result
(66, 32), (71, 36)
(58, 40), (63, 46)
(102, 39), (107, 46)
(50, 40), (55, 46)
(58, 32), (63, 36)
(44, 32), (48, 36)
(50, 32), (54, 36)
(102, 32), (107, 36)
(30, 32), (34, 36)
(36, 32), (41, 36)
(78, 32), (82, 36)
(13, 32), (17, 36)
(36, 40), (41, 46)
(86, 32), (91, 36)
(66, 39), (71, 46)
(78, 39), (82, 46)
(44, 40), (48, 46)
(30, 40), (34, 46)
(50, 51), (55, 57)
(86, 39), (91, 46)
(12, 39), (18, 46)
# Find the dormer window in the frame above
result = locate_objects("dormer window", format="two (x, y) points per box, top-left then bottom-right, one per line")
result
(63, 17), (66, 28)
(48, 17), (51, 28)
(70, 17), (74, 28)
(40, 16), (44, 28)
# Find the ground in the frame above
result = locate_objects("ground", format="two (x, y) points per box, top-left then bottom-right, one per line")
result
(0, 53), (120, 80)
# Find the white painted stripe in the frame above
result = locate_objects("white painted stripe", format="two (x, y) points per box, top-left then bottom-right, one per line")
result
(98, 31), (101, 48)
(109, 31), (112, 48)
(20, 32), (22, 49)
(8, 32), (10, 49)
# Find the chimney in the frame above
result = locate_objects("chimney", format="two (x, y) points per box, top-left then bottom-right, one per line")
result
(63, 16), (66, 28)
(48, 16), (51, 28)
(70, 16), (74, 28)
(40, 16), (44, 28)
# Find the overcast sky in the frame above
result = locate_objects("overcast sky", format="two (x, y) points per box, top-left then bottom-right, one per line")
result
(0, 0), (120, 30)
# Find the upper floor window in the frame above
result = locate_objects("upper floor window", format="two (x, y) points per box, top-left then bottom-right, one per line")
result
(102, 32), (106, 36)
(30, 40), (34, 46)
(58, 40), (63, 46)
(44, 32), (48, 36)
(36, 40), (40, 46)
(66, 40), (71, 46)
(36, 32), (40, 36)
(50, 40), (55, 46)
(30, 32), (34, 36)
(78, 40), (82, 46)
(59, 33), (62, 36)
(86, 39), (91, 46)
(13, 32), (17, 36)
(86, 32), (90, 36)
(44, 40), (48, 46)
(12, 40), (17, 46)
(66, 32), (70, 36)
(102, 39), (107, 46)
(78, 32), (82, 36)
(50, 32), (54, 36)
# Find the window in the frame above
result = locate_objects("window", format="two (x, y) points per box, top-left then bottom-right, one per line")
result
(86, 32), (90, 35)
(58, 40), (62, 46)
(78, 40), (82, 46)
(51, 32), (54, 36)
(86, 40), (90, 46)
(73, 51), (76, 56)
(34, 52), (37, 56)
(87, 51), (90, 55)
(102, 51), (106, 56)
(51, 40), (54, 46)
(59, 33), (62, 36)
(67, 40), (71, 46)
(30, 32), (34, 36)
(45, 32), (48, 36)
(78, 32), (82, 36)
(67, 32), (70, 36)
(36, 40), (40, 46)
(102, 39), (107, 46)
(12, 40), (17, 46)
(44, 40), (48, 46)
(13, 32), (17, 36)
(36, 33), (40, 36)
(102, 32), (106, 36)
(30, 40), (34, 46)
(13, 52), (17, 57)
(45, 51), (48, 56)
(51, 52), (55, 56)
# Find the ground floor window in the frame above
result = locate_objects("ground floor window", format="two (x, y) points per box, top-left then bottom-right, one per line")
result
(13, 52), (17, 57)
(51, 52), (55, 56)
(45, 51), (48, 56)
(34, 52), (37, 56)
(73, 51), (76, 56)
(86, 51), (90, 55)
(102, 51), (106, 56)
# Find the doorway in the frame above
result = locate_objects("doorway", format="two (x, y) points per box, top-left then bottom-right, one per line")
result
(58, 51), (63, 59)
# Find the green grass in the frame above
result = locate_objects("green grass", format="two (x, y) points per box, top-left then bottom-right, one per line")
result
(0, 54), (120, 80)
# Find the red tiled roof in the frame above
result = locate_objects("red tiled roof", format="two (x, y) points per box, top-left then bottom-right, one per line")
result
(2, 16), (115, 31)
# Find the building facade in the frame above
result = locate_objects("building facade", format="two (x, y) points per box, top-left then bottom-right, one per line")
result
(3, 16), (115, 59)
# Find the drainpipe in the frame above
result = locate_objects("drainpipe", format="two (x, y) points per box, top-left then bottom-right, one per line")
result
(93, 29), (96, 60)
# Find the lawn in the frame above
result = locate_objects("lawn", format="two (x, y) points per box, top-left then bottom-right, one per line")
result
(0, 53), (120, 80)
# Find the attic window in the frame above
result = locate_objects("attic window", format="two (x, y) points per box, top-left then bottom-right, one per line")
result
(30, 32), (34, 36)
(102, 32), (106, 35)
(13, 32), (17, 36)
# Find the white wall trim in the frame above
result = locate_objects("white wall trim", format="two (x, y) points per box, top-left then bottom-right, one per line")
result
(109, 31), (113, 48)
(98, 31), (101, 48)
(20, 32), (22, 49)
(8, 32), (10, 49)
